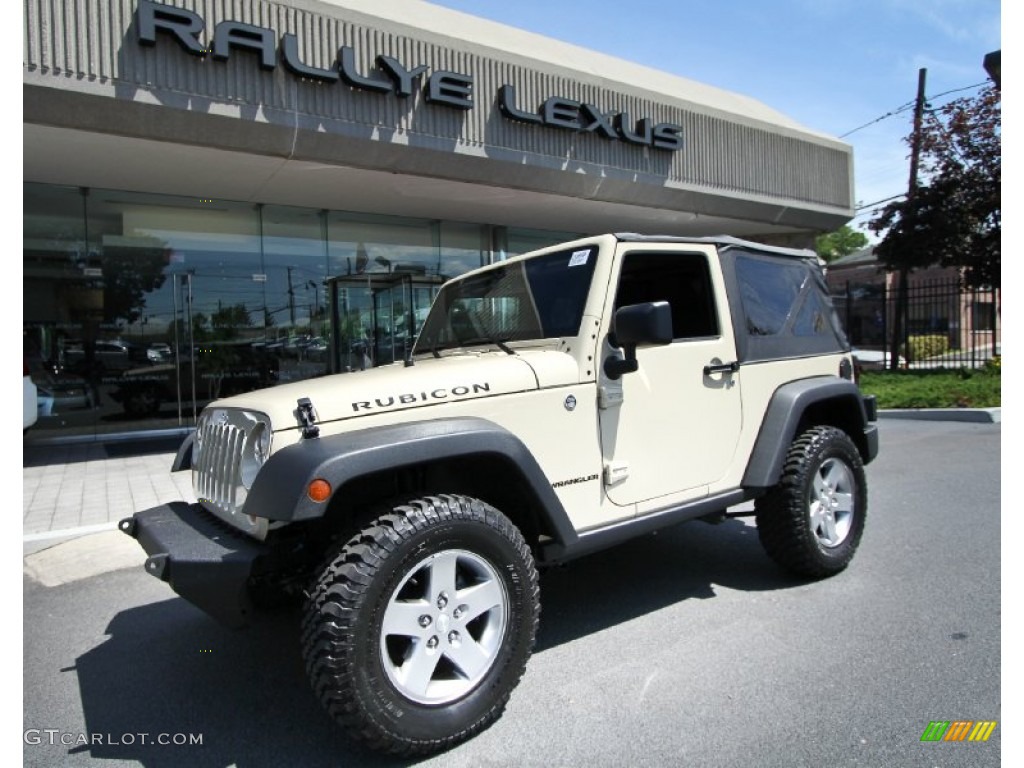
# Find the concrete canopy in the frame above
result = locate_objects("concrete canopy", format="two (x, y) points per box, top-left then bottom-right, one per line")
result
(23, 0), (854, 241)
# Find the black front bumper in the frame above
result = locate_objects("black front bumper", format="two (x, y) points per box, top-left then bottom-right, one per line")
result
(119, 502), (270, 628)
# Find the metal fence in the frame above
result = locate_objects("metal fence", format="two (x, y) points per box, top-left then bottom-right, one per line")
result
(831, 278), (1000, 370)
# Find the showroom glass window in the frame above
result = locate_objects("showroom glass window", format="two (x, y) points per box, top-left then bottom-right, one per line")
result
(24, 182), (580, 441)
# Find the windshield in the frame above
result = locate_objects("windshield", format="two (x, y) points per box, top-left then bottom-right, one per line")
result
(415, 245), (599, 354)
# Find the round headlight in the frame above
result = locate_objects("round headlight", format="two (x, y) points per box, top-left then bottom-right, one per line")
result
(240, 421), (271, 489)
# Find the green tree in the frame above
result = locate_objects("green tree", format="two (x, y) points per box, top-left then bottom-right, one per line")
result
(211, 303), (253, 340)
(814, 225), (868, 262)
(869, 84), (1000, 288)
(100, 239), (169, 325)
(170, 312), (209, 343)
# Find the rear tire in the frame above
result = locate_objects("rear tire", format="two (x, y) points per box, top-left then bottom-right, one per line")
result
(755, 426), (867, 578)
(301, 494), (539, 755)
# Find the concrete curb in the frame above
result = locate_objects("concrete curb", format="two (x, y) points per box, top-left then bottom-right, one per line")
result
(23, 530), (146, 587)
(879, 408), (1001, 423)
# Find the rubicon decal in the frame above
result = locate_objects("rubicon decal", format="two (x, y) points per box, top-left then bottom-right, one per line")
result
(920, 720), (997, 742)
(352, 383), (491, 412)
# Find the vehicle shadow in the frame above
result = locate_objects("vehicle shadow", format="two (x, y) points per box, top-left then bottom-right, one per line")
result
(72, 600), (394, 768)
(71, 518), (800, 767)
(535, 517), (800, 651)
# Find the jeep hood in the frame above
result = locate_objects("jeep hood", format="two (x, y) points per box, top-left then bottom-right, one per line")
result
(206, 351), (568, 431)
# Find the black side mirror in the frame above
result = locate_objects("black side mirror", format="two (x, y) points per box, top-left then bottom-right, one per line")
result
(604, 301), (673, 379)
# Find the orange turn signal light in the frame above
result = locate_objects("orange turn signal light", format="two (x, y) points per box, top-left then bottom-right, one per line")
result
(307, 479), (332, 503)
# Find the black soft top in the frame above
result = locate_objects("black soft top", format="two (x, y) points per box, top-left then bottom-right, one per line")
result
(613, 233), (820, 263)
(612, 233), (847, 362)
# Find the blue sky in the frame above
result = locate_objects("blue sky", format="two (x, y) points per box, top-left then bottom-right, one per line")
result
(430, 0), (1001, 239)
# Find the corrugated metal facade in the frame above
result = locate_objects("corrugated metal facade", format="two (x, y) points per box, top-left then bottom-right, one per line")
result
(23, 0), (853, 212)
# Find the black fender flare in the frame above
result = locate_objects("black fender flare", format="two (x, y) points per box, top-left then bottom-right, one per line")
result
(743, 377), (877, 490)
(241, 416), (579, 547)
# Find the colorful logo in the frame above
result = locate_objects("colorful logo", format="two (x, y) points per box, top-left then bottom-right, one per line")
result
(920, 720), (997, 742)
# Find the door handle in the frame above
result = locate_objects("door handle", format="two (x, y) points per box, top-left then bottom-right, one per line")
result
(703, 361), (740, 376)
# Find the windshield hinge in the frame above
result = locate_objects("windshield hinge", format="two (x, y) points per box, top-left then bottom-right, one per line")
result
(296, 398), (320, 439)
(598, 385), (623, 410)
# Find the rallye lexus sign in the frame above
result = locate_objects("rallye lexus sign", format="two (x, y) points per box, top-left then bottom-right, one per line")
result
(137, 0), (684, 151)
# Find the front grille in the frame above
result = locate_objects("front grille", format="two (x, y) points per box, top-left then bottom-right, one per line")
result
(192, 407), (272, 539)
(195, 419), (246, 512)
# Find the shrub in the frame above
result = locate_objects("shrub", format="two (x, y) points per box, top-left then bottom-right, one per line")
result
(904, 334), (949, 362)
(858, 367), (1000, 408)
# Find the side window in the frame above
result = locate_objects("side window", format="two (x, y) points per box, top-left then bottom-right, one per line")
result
(734, 254), (831, 338)
(614, 252), (719, 340)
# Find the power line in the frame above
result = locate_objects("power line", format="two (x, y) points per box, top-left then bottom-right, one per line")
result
(840, 102), (915, 138)
(927, 80), (990, 102)
(852, 207), (894, 222)
(839, 80), (989, 139)
(855, 194), (905, 211)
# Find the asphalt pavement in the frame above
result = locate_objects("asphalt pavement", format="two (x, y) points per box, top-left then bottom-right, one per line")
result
(21, 418), (1003, 767)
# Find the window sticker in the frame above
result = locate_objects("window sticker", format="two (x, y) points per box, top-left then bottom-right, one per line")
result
(568, 250), (590, 267)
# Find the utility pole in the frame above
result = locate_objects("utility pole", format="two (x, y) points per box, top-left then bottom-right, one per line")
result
(287, 266), (296, 327)
(890, 67), (927, 371)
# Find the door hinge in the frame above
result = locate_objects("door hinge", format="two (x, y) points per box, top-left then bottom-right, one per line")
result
(598, 386), (623, 409)
(604, 461), (629, 485)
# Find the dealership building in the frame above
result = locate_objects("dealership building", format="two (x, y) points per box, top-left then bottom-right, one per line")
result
(23, 0), (855, 441)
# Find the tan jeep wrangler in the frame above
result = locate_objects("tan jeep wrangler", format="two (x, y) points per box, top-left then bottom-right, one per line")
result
(122, 233), (878, 755)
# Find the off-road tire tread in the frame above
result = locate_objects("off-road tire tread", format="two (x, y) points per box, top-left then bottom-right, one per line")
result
(755, 426), (866, 578)
(300, 493), (539, 756)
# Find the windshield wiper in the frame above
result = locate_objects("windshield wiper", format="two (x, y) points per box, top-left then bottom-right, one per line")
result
(463, 336), (516, 355)
(417, 340), (457, 358)
(425, 337), (516, 356)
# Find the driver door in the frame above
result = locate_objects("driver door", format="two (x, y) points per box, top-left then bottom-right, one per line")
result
(598, 246), (742, 507)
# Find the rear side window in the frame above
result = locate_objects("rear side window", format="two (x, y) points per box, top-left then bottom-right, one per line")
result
(614, 252), (719, 340)
(735, 256), (832, 338)
(723, 249), (848, 363)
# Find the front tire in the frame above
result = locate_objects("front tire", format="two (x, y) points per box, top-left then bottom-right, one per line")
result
(301, 494), (539, 756)
(755, 426), (867, 578)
